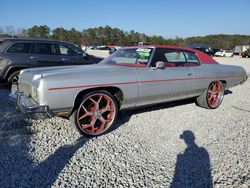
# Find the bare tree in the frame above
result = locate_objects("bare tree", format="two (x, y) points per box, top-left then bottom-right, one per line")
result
(15, 28), (26, 37)
(5, 25), (15, 37)
(0, 26), (3, 34)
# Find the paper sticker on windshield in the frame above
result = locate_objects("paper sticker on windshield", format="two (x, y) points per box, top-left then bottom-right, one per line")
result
(138, 51), (150, 58)
(136, 48), (151, 58)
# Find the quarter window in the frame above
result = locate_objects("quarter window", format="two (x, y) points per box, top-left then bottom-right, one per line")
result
(31, 43), (57, 55)
(59, 44), (81, 56)
(164, 51), (186, 63)
(184, 51), (200, 63)
(7, 43), (32, 53)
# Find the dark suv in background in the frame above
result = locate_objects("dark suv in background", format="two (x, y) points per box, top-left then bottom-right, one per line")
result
(0, 39), (103, 84)
(187, 43), (214, 56)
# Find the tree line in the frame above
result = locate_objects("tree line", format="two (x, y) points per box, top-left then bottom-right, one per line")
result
(1, 25), (250, 49)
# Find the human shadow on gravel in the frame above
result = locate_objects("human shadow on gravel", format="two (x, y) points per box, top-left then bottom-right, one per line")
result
(170, 131), (213, 188)
(0, 86), (89, 187)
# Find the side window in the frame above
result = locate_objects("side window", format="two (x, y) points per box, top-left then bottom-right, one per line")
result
(31, 43), (56, 55)
(184, 51), (200, 64)
(151, 48), (201, 67)
(7, 43), (32, 53)
(151, 49), (188, 67)
(59, 44), (80, 56)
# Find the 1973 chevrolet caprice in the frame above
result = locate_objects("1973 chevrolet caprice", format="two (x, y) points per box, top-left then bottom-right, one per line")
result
(16, 46), (248, 136)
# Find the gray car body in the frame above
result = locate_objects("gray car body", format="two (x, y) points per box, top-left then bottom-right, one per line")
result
(0, 39), (103, 82)
(17, 46), (247, 117)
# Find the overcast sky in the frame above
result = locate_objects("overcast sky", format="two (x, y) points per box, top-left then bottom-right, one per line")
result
(0, 0), (249, 38)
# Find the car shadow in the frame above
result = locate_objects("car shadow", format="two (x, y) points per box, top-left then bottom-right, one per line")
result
(113, 97), (197, 131)
(0, 82), (10, 90)
(113, 89), (233, 131)
(224, 89), (233, 95)
(0, 86), (89, 187)
(170, 130), (213, 188)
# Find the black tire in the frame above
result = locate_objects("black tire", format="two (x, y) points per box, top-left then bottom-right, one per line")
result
(8, 71), (20, 84)
(196, 81), (224, 109)
(70, 90), (119, 137)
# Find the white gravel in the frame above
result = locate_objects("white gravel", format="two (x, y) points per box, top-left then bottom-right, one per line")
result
(0, 78), (249, 187)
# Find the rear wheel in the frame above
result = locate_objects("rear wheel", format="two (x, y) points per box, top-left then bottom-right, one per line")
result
(196, 81), (224, 109)
(70, 91), (118, 137)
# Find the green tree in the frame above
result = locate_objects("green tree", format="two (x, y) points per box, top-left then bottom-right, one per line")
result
(52, 27), (68, 41)
(26, 25), (50, 39)
(23, 25), (250, 48)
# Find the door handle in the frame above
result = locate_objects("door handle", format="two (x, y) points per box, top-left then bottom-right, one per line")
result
(30, 56), (38, 59)
(61, 58), (69, 61)
(187, 73), (193, 76)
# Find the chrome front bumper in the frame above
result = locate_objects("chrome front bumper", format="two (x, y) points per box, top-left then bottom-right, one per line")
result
(16, 92), (54, 117)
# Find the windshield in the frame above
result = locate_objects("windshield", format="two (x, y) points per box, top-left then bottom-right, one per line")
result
(100, 47), (153, 66)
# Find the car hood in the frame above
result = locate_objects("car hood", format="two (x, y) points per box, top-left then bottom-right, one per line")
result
(19, 64), (135, 83)
(22, 64), (129, 78)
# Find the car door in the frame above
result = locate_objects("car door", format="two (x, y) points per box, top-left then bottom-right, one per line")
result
(137, 48), (195, 106)
(4, 41), (32, 65)
(29, 42), (62, 67)
(57, 42), (90, 65)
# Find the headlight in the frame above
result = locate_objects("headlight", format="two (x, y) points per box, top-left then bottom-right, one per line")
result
(30, 74), (43, 103)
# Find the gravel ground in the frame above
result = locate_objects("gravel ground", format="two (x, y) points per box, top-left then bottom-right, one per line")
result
(0, 78), (250, 187)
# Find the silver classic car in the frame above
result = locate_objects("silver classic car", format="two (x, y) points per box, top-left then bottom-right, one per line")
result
(16, 46), (248, 137)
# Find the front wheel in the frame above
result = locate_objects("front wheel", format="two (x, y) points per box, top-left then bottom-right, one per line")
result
(70, 91), (118, 137)
(196, 81), (224, 109)
(8, 71), (20, 85)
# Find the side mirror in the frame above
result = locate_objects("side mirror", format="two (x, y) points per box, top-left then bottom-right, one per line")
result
(155, 61), (165, 69)
(82, 52), (87, 57)
(82, 52), (89, 59)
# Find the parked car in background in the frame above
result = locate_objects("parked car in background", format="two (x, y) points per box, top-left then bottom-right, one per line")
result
(212, 48), (220, 54)
(214, 50), (234, 57)
(214, 50), (225, 57)
(187, 43), (214, 56)
(0, 39), (103, 85)
(234, 45), (250, 55)
(16, 45), (247, 137)
(225, 50), (234, 57)
(242, 49), (250, 58)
